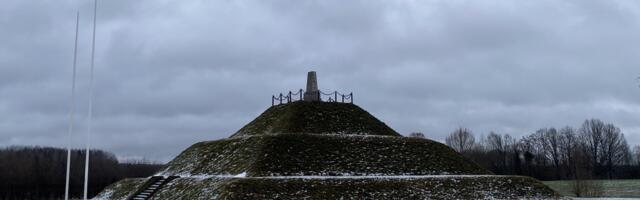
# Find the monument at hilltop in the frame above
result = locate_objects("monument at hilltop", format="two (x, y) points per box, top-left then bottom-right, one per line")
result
(95, 71), (560, 200)
(303, 71), (320, 101)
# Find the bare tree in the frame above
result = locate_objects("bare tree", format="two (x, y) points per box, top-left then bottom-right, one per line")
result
(454, 119), (637, 182)
(633, 145), (640, 166)
(0, 146), (163, 199)
(579, 119), (606, 174)
(485, 132), (516, 173)
(486, 132), (504, 152)
(558, 126), (577, 178)
(521, 132), (548, 166)
(516, 136), (536, 176)
(538, 128), (562, 179)
(570, 144), (603, 197)
(445, 128), (475, 153)
(600, 123), (630, 178)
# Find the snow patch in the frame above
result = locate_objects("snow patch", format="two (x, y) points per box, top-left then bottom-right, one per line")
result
(234, 172), (247, 177)
(162, 174), (510, 179)
(91, 189), (116, 200)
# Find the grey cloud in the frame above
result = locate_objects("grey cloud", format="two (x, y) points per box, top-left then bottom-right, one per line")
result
(1, 0), (640, 162)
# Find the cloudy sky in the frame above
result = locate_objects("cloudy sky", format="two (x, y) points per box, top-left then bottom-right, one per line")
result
(2, 0), (640, 162)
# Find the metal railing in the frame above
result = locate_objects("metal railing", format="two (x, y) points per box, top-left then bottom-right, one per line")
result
(272, 89), (353, 106)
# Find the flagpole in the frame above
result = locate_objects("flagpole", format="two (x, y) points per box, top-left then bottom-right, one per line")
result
(65, 11), (80, 200)
(84, 0), (98, 199)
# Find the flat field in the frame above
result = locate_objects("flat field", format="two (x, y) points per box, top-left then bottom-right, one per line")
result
(543, 179), (640, 198)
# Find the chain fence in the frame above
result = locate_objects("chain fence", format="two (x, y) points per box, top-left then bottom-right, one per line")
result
(272, 89), (353, 106)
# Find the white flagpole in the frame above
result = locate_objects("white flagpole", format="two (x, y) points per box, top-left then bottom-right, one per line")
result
(84, 0), (98, 199)
(65, 11), (80, 200)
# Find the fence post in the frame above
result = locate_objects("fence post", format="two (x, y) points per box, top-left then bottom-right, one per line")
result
(279, 93), (283, 104)
(341, 94), (344, 103)
(350, 93), (353, 104)
(272, 95), (275, 106)
(299, 89), (303, 100)
(334, 91), (337, 103)
(317, 90), (321, 102)
(288, 91), (292, 103)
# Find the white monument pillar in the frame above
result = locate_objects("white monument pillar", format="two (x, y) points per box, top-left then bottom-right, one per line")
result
(304, 71), (320, 101)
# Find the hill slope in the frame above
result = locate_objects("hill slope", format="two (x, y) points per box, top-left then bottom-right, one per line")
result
(157, 133), (490, 177)
(232, 102), (400, 137)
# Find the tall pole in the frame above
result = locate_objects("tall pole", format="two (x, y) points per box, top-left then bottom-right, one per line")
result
(65, 11), (80, 200)
(84, 0), (98, 199)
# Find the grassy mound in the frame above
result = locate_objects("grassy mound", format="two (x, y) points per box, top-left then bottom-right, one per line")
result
(158, 133), (490, 176)
(232, 102), (400, 137)
(97, 176), (560, 200)
(94, 101), (561, 199)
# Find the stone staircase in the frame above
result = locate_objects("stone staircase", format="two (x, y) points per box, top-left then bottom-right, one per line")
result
(128, 176), (178, 200)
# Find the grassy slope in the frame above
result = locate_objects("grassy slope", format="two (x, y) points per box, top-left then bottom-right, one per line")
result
(145, 176), (560, 200)
(544, 179), (640, 198)
(157, 136), (263, 176)
(159, 133), (490, 176)
(232, 102), (401, 137)
(92, 178), (147, 200)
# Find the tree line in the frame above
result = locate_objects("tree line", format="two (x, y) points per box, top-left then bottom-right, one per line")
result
(433, 118), (640, 181)
(0, 146), (163, 200)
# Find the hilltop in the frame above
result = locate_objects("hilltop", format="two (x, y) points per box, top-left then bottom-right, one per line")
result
(232, 101), (400, 137)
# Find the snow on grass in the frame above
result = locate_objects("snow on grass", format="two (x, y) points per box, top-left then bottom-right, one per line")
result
(158, 133), (490, 177)
(572, 198), (640, 200)
(151, 175), (558, 199)
(253, 175), (509, 179)
(234, 172), (247, 177)
(92, 178), (147, 200)
(545, 179), (640, 198)
(91, 190), (113, 200)
(154, 174), (511, 179)
(96, 175), (560, 199)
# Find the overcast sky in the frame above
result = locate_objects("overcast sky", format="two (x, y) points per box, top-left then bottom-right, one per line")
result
(2, 0), (640, 162)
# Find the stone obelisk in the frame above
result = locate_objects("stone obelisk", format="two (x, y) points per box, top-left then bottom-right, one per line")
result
(304, 71), (320, 101)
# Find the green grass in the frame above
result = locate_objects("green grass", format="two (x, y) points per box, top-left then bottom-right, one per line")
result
(158, 136), (264, 176)
(232, 101), (401, 137)
(544, 179), (640, 198)
(159, 133), (491, 176)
